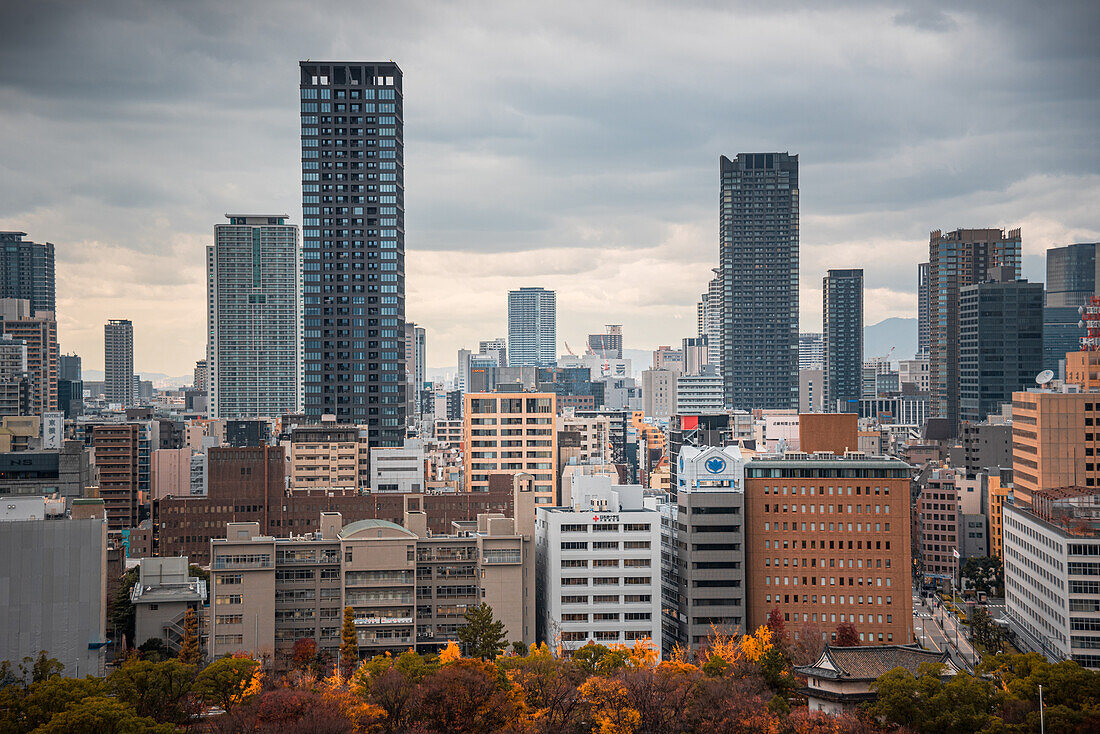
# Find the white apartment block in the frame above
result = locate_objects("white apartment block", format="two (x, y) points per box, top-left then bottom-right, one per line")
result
(536, 475), (662, 655)
(559, 408), (613, 464)
(676, 367), (724, 414)
(1003, 489), (1100, 670)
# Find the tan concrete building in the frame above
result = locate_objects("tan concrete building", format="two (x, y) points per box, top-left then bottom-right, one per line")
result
(207, 475), (536, 668)
(151, 448), (191, 500)
(1065, 351), (1100, 392)
(286, 423), (369, 492)
(464, 392), (557, 506)
(1011, 389), (1099, 507)
(988, 474), (1012, 560)
(559, 408), (612, 465)
(433, 419), (463, 449)
(744, 453), (913, 645)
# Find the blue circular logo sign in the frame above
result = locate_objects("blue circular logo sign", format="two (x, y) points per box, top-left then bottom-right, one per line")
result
(704, 457), (726, 474)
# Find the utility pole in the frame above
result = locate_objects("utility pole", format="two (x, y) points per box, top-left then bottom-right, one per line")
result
(1039, 684), (1045, 734)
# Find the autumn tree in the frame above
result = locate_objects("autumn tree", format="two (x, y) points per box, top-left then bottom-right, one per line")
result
(108, 658), (197, 725)
(409, 658), (525, 734)
(789, 619), (826, 666)
(766, 607), (788, 649)
(352, 650), (438, 734)
(290, 638), (320, 674)
(193, 656), (261, 713)
(339, 606), (358, 677)
(31, 695), (178, 734)
(834, 621), (860, 647)
(198, 687), (356, 734)
(457, 602), (509, 660)
(178, 607), (202, 665)
(498, 643), (587, 734)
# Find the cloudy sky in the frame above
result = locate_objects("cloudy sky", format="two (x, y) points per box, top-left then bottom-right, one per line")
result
(1, 0), (1097, 376)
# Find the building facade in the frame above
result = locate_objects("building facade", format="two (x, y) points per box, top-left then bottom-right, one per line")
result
(507, 287), (556, 367)
(1, 300), (57, 414)
(928, 228), (1022, 427)
(463, 392), (557, 505)
(744, 454), (913, 645)
(1011, 389), (1097, 508)
(208, 215), (300, 420)
(104, 318), (134, 407)
(823, 269), (863, 412)
(0, 231), (54, 316)
(536, 476), (662, 654)
(958, 273), (1043, 423)
(719, 153), (799, 410)
(917, 262), (930, 357)
(287, 423), (370, 492)
(299, 61), (406, 443)
(1046, 242), (1098, 308)
(641, 368), (678, 419)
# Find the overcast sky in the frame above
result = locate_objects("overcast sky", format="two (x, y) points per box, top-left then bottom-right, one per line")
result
(1, 0), (1097, 376)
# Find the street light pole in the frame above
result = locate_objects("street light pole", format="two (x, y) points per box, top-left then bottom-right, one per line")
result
(1039, 684), (1045, 734)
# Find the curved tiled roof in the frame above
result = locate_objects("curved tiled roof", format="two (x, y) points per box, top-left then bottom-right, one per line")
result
(796, 644), (956, 681)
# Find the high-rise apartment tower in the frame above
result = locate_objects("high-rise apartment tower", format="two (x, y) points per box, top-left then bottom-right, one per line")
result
(719, 153), (799, 410)
(823, 269), (863, 411)
(0, 231), (54, 315)
(104, 319), (134, 407)
(299, 61), (406, 445)
(508, 287), (556, 367)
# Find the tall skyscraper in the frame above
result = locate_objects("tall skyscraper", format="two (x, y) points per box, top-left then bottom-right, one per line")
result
(403, 322), (426, 424)
(798, 333), (824, 370)
(300, 61), (406, 445)
(0, 299), (57, 414)
(719, 153), (799, 410)
(823, 268), (863, 411)
(928, 228), (1021, 427)
(193, 359), (208, 391)
(507, 287), (556, 367)
(917, 262), (930, 357)
(207, 215), (300, 419)
(697, 270), (723, 369)
(104, 319), (134, 407)
(1046, 242), (1099, 307)
(959, 271), (1043, 423)
(587, 324), (623, 358)
(59, 353), (81, 382)
(0, 231), (55, 315)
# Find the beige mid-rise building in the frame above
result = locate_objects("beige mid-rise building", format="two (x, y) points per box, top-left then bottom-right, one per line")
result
(207, 475), (536, 668)
(1011, 389), (1099, 507)
(286, 423), (369, 492)
(464, 392), (557, 506)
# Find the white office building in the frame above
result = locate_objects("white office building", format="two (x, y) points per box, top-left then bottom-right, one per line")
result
(676, 366), (724, 414)
(370, 439), (426, 493)
(1003, 489), (1100, 670)
(207, 215), (300, 419)
(536, 475), (662, 654)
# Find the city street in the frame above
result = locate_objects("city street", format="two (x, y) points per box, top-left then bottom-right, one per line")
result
(912, 594), (980, 672)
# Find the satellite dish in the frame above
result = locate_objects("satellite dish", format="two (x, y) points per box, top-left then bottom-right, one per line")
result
(1036, 370), (1055, 386)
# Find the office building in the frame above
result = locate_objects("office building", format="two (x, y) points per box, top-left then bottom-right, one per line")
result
(641, 368), (677, 419)
(681, 336), (710, 376)
(104, 318), (134, 407)
(369, 439), (425, 493)
(207, 216), (300, 419)
(928, 228), (1022, 427)
(1011, 388), (1098, 508)
(93, 422), (153, 531)
(799, 333), (824, 370)
(988, 474), (1012, 560)
(744, 453), (913, 645)
(0, 497), (108, 677)
(823, 269), (864, 411)
(59, 353), (81, 382)
(0, 300), (56, 414)
(588, 325), (623, 359)
(463, 392), (557, 505)
(0, 231), (54, 316)
(478, 338), (507, 367)
(799, 368), (824, 414)
(897, 357), (929, 393)
(719, 153), (799, 410)
(0, 335), (31, 416)
(287, 423), (370, 492)
(411, 324), (426, 415)
(676, 366), (724, 414)
(1046, 242), (1098, 308)
(662, 445), (746, 651)
(1044, 307), (1086, 376)
(536, 475), (661, 654)
(652, 345), (683, 372)
(1003, 487), (1100, 670)
(558, 409), (613, 466)
(917, 262), (930, 357)
(959, 271), (1043, 423)
(208, 475), (535, 666)
(507, 287), (556, 367)
(299, 61), (406, 443)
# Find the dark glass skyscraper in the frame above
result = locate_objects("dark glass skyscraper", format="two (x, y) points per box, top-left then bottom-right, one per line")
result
(823, 268), (863, 412)
(1046, 242), (1099, 307)
(0, 231), (54, 315)
(719, 153), (799, 410)
(959, 271), (1043, 423)
(299, 61), (405, 445)
(928, 228), (1021, 428)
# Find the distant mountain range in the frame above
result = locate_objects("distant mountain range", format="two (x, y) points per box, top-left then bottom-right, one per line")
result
(80, 370), (193, 388)
(863, 318), (919, 362)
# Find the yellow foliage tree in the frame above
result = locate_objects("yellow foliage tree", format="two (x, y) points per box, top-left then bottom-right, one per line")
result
(580, 676), (641, 734)
(740, 625), (774, 664)
(438, 640), (461, 664)
(605, 638), (660, 669)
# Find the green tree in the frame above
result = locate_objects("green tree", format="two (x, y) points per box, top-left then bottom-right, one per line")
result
(871, 661), (1000, 734)
(193, 656), (260, 713)
(457, 602), (508, 660)
(111, 566), (139, 648)
(0, 675), (105, 732)
(340, 606), (359, 677)
(31, 695), (178, 734)
(19, 650), (64, 683)
(108, 658), (196, 725)
(178, 607), (201, 665)
(138, 637), (169, 662)
(961, 556), (1003, 596)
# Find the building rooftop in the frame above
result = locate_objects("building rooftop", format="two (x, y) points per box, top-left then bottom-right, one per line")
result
(796, 644), (957, 681)
(339, 518), (415, 539)
(1030, 487), (1100, 536)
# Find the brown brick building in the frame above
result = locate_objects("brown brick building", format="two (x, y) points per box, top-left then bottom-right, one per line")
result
(154, 446), (517, 564)
(744, 453), (913, 645)
(92, 424), (144, 531)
